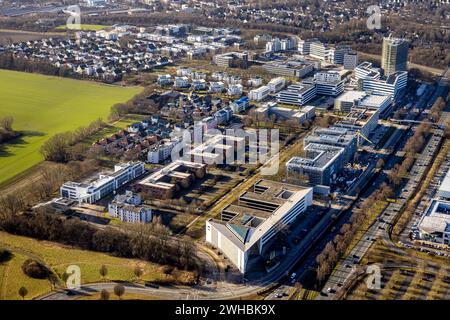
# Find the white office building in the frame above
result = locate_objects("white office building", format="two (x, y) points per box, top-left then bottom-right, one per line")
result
(249, 85), (271, 101)
(267, 77), (286, 93)
(206, 180), (313, 273)
(60, 162), (145, 204)
(417, 199), (450, 246)
(276, 83), (316, 106)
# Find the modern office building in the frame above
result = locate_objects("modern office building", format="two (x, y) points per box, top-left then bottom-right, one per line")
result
(438, 168), (450, 200)
(108, 191), (152, 224)
(360, 71), (408, 100)
(206, 179), (313, 273)
(213, 51), (249, 68)
(249, 85), (271, 101)
(298, 38), (319, 55)
(137, 160), (207, 199)
(276, 83), (316, 106)
(334, 91), (391, 113)
(267, 77), (286, 93)
(381, 36), (409, 76)
(286, 143), (345, 186)
(309, 42), (352, 64)
(417, 199), (450, 246)
(354, 61), (381, 81)
(303, 71), (344, 96)
(304, 126), (357, 164)
(60, 162), (145, 204)
(343, 52), (359, 70)
(335, 108), (380, 138)
(262, 60), (314, 78)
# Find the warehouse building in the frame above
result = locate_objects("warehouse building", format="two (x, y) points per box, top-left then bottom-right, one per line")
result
(262, 60), (314, 78)
(206, 179), (313, 273)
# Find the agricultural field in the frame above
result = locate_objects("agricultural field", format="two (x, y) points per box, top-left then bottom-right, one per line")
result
(0, 69), (142, 186)
(0, 232), (192, 300)
(55, 24), (111, 31)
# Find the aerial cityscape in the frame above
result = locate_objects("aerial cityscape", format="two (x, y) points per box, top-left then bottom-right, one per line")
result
(0, 0), (449, 310)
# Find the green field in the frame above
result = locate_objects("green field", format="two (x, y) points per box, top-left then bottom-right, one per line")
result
(55, 24), (111, 31)
(0, 70), (142, 185)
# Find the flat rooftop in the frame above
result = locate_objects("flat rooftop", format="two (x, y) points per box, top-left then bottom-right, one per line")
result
(418, 199), (450, 234)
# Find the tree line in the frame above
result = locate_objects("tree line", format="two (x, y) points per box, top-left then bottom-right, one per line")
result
(0, 210), (201, 274)
(315, 183), (393, 284)
(40, 119), (107, 162)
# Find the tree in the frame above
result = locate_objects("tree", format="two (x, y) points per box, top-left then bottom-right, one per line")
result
(18, 286), (28, 300)
(0, 116), (13, 132)
(134, 266), (143, 282)
(113, 284), (125, 300)
(100, 289), (110, 300)
(99, 265), (108, 281)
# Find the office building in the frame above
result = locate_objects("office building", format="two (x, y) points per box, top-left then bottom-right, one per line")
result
(60, 162), (145, 204)
(206, 179), (313, 273)
(343, 52), (359, 70)
(417, 199), (450, 246)
(361, 71), (408, 100)
(335, 91), (391, 113)
(286, 143), (345, 186)
(138, 160), (207, 199)
(267, 77), (286, 93)
(213, 51), (248, 69)
(298, 38), (319, 55)
(381, 36), (409, 76)
(262, 60), (314, 78)
(249, 85), (271, 102)
(335, 108), (380, 138)
(438, 168), (450, 200)
(108, 191), (153, 223)
(276, 83), (316, 106)
(304, 126), (357, 164)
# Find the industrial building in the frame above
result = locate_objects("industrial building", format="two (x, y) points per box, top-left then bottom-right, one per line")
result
(417, 199), (450, 246)
(206, 179), (313, 273)
(60, 162), (145, 204)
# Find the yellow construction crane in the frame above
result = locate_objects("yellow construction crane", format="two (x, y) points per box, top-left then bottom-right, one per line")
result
(356, 129), (373, 149)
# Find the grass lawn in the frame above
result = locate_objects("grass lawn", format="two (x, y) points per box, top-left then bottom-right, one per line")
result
(55, 24), (111, 31)
(0, 231), (190, 300)
(0, 70), (142, 185)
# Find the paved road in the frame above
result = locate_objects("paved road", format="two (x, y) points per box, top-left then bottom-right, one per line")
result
(318, 86), (449, 299)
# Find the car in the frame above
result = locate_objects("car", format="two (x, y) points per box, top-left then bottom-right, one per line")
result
(345, 263), (352, 268)
(290, 272), (297, 279)
(275, 293), (283, 298)
(327, 287), (336, 294)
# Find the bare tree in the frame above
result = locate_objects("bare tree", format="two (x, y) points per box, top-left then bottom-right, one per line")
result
(99, 265), (108, 281)
(18, 286), (28, 300)
(100, 289), (110, 300)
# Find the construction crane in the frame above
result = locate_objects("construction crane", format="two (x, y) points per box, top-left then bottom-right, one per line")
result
(356, 129), (373, 149)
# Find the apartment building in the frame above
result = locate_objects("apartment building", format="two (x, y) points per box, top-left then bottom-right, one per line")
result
(213, 51), (248, 68)
(108, 191), (152, 223)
